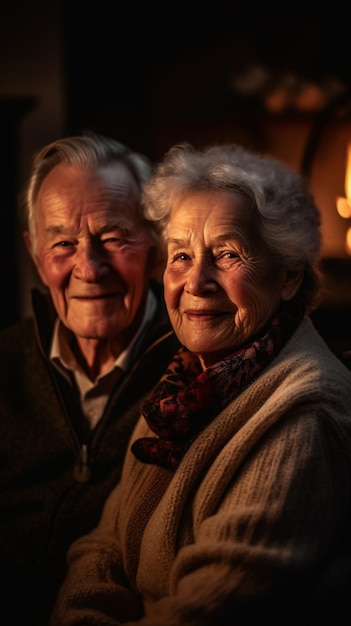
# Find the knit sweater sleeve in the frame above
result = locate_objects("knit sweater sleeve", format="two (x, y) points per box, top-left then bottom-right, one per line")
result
(134, 405), (351, 625)
(51, 402), (351, 626)
(50, 482), (142, 626)
(50, 332), (351, 625)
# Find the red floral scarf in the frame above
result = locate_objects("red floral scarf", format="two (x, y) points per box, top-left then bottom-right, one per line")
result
(131, 300), (304, 470)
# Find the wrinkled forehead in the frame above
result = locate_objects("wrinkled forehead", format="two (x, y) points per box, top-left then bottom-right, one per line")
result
(35, 167), (142, 232)
(165, 189), (264, 249)
(39, 161), (141, 202)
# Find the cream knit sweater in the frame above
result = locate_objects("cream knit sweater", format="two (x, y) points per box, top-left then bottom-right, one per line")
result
(51, 318), (351, 626)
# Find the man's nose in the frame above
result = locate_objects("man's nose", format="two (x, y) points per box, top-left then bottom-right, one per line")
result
(73, 242), (109, 281)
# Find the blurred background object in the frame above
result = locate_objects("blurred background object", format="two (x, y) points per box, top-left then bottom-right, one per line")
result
(0, 0), (350, 355)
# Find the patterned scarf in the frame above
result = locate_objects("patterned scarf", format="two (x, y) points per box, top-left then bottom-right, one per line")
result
(131, 300), (304, 470)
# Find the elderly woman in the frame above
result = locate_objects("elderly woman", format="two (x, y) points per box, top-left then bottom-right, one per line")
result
(50, 143), (351, 626)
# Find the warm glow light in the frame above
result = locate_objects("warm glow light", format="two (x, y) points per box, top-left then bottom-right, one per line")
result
(346, 226), (351, 255)
(336, 142), (351, 255)
(336, 196), (351, 218)
(337, 142), (351, 218)
(345, 142), (351, 198)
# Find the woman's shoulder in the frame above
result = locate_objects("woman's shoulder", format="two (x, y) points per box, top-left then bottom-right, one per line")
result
(275, 316), (351, 395)
(282, 316), (351, 368)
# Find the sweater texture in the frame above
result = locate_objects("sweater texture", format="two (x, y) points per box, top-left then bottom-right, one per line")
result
(51, 318), (351, 626)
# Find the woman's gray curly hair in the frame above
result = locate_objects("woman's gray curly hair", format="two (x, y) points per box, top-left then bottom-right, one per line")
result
(142, 141), (323, 313)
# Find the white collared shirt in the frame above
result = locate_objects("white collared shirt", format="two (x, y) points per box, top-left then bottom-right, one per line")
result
(50, 289), (157, 429)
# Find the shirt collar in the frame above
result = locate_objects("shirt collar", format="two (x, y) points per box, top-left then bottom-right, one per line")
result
(50, 288), (157, 377)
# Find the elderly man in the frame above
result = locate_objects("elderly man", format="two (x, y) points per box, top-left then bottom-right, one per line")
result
(0, 132), (179, 626)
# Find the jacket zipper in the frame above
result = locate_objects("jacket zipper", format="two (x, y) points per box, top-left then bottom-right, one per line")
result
(72, 443), (91, 483)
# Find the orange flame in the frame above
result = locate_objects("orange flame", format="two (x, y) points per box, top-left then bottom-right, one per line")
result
(336, 142), (351, 219)
(336, 142), (351, 255)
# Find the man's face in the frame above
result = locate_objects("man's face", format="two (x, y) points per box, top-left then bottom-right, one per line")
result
(26, 162), (158, 348)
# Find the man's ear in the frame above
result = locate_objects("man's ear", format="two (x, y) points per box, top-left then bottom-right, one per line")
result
(22, 230), (48, 286)
(23, 230), (32, 256)
(281, 269), (304, 301)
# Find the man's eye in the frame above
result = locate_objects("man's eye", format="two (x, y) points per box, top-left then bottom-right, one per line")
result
(53, 241), (72, 248)
(102, 237), (125, 244)
(175, 253), (190, 261)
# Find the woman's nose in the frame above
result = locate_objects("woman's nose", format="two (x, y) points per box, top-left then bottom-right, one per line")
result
(184, 259), (218, 295)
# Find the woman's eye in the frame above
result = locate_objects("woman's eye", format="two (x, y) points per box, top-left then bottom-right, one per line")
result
(220, 251), (239, 259)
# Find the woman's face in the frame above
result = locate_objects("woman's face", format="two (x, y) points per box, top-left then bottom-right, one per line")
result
(164, 190), (299, 369)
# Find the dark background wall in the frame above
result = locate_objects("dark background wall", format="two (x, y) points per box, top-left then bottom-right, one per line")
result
(1, 1), (351, 353)
(62, 2), (351, 158)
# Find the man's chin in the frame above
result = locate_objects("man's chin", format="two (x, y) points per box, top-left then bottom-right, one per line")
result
(70, 317), (123, 340)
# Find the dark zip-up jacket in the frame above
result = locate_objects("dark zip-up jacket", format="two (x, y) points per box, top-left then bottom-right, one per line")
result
(0, 283), (180, 626)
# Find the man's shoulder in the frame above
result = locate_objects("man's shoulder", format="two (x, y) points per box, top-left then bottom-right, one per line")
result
(0, 317), (36, 350)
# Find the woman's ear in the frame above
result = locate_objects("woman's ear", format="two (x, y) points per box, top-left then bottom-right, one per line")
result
(280, 269), (304, 301)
